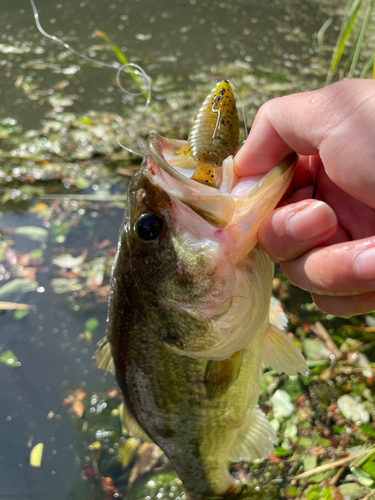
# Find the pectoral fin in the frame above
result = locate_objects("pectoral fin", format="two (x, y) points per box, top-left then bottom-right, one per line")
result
(205, 350), (243, 400)
(229, 408), (277, 462)
(93, 336), (115, 375)
(263, 324), (308, 376)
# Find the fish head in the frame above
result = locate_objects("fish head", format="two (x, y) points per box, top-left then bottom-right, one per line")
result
(115, 133), (297, 359)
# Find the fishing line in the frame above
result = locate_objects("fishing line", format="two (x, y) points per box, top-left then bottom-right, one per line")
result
(29, 0), (152, 158)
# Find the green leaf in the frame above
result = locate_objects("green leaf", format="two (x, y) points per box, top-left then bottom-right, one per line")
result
(306, 485), (321, 500)
(337, 395), (370, 423)
(338, 483), (370, 499)
(274, 446), (293, 457)
(84, 318), (99, 331)
(30, 443), (44, 467)
(315, 436), (331, 447)
(14, 226), (48, 243)
(13, 309), (29, 320)
(28, 249), (43, 260)
(0, 349), (20, 367)
(308, 470), (335, 483)
(270, 390), (294, 418)
(362, 461), (375, 480)
(332, 425), (345, 434)
(359, 424), (375, 438)
(298, 436), (311, 448)
(352, 467), (374, 487)
(303, 455), (317, 472)
(288, 486), (300, 498)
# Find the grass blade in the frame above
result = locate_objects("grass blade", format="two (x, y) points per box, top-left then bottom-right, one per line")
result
(95, 30), (176, 137)
(349, 0), (375, 77)
(317, 17), (333, 53)
(326, 0), (363, 84)
(95, 30), (148, 101)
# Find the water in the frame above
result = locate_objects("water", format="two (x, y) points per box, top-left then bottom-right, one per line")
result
(0, 0), (343, 498)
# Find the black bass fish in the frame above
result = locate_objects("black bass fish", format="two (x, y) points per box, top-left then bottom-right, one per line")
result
(96, 83), (307, 499)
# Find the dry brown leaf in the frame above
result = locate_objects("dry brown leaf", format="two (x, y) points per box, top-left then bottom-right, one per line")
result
(127, 442), (161, 490)
(72, 400), (84, 418)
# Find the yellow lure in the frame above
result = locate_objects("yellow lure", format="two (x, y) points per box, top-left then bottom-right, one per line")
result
(174, 80), (239, 186)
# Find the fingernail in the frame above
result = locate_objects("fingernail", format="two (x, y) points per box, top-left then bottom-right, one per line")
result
(287, 201), (336, 241)
(354, 247), (375, 280)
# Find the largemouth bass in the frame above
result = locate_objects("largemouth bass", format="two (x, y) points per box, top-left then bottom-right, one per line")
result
(96, 82), (307, 499)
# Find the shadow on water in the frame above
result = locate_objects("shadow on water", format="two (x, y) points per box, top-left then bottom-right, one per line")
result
(0, 0), (348, 498)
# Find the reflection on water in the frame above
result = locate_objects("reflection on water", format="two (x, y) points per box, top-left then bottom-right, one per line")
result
(0, 202), (125, 499)
(0, 0), (344, 498)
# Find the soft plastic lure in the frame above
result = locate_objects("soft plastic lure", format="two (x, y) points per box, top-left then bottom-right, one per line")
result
(174, 80), (239, 187)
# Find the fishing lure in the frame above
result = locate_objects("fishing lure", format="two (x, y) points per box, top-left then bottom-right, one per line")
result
(174, 80), (239, 187)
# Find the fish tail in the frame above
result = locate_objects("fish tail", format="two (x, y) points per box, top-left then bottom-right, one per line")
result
(173, 143), (192, 157)
(191, 161), (220, 187)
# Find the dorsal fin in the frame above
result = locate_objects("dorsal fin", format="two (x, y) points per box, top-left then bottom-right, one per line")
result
(93, 337), (115, 375)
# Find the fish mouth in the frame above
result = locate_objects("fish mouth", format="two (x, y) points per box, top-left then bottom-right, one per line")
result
(147, 133), (235, 228)
(147, 133), (297, 235)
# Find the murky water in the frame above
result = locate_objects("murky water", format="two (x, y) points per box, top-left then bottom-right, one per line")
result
(0, 0), (343, 498)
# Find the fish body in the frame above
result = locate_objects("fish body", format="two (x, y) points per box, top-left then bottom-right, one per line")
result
(97, 85), (307, 499)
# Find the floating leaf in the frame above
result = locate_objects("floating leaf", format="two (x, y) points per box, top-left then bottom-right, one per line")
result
(271, 390), (294, 418)
(30, 443), (44, 467)
(29, 202), (48, 213)
(50, 278), (84, 294)
(85, 318), (99, 331)
(14, 226), (48, 243)
(0, 349), (20, 367)
(28, 249), (43, 260)
(0, 279), (38, 299)
(337, 395), (370, 423)
(52, 250), (87, 268)
(13, 309), (29, 319)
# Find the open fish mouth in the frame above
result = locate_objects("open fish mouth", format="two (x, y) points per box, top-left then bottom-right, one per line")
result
(147, 132), (298, 255)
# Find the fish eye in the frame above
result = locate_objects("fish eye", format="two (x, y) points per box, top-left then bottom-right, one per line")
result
(135, 212), (164, 242)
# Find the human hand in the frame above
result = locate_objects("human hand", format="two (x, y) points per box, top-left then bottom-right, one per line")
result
(234, 79), (375, 318)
